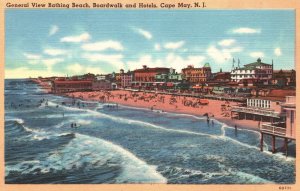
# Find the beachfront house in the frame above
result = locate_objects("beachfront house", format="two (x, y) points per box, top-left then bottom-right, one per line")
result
(231, 58), (273, 85)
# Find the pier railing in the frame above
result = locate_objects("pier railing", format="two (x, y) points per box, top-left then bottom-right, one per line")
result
(261, 122), (286, 136)
(231, 106), (280, 118)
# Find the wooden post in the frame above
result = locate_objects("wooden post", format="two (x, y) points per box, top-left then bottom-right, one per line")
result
(272, 135), (276, 153)
(284, 138), (288, 157)
(260, 133), (264, 151)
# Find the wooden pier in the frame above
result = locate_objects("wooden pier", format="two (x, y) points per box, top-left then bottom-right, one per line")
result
(260, 122), (295, 156)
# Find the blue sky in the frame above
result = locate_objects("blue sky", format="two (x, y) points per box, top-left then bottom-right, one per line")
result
(5, 9), (295, 78)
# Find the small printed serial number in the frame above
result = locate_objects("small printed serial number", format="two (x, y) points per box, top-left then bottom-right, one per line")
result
(279, 186), (292, 190)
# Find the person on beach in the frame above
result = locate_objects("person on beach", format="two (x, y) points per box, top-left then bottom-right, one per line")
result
(235, 125), (238, 136)
(207, 117), (210, 126)
(211, 120), (214, 127)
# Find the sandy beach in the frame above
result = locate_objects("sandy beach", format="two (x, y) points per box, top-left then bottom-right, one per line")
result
(61, 89), (260, 131)
(32, 79), (260, 131)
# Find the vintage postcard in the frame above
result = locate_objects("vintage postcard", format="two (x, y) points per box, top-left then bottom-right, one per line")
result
(1, 0), (299, 191)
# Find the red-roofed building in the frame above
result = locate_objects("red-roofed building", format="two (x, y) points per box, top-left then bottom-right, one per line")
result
(51, 80), (92, 93)
(132, 65), (170, 88)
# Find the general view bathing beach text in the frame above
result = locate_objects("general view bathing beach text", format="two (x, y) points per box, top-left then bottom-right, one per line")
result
(5, 9), (296, 184)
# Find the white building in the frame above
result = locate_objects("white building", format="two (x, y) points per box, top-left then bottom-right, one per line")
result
(231, 58), (273, 85)
(96, 74), (107, 81)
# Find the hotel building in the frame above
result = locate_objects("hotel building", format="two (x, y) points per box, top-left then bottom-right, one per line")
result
(182, 63), (212, 84)
(231, 58), (273, 85)
(132, 65), (170, 88)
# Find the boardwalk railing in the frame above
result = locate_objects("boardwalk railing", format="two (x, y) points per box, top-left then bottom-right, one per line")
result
(231, 106), (280, 118)
(261, 123), (286, 136)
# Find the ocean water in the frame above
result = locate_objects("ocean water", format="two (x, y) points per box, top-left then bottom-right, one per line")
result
(5, 79), (296, 184)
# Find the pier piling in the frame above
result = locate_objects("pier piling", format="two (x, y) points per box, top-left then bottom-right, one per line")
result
(260, 133), (264, 152)
(272, 135), (276, 153)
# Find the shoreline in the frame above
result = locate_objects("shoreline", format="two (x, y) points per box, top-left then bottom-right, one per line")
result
(66, 90), (261, 132)
(31, 79), (261, 132)
(119, 103), (260, 133)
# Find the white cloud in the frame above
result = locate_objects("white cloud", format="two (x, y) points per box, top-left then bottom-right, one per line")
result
(49, 25), (59, 36)
(207, 46), (230, 63)
(42, 58), (64, 71)
(66, 63), (84, 74)
(60, 32), (91, 43)
(224, 47), (243, 53)
(232, 27), (261, 34)
(5, 67), (63, 79)
(24, 53), (42, 65)
(23, 53), (41, 60)
(82, 53), (124, 69)
(218, 39), (236, 47)
(82, 53), (123, 62)
(154, 43), (161, 51)
(206, 45), (243, 64)
(274, 48), (282, 56)
(85, 67), (104, 75)
(250, 51), (264, 58)
(81, 40), (124, 51)
(44, 48), (68, 56)
(164, 41), (185, 50)
(28, 60), (39, 65)
(66, 63), (105, 75)
(126, 55), (160, 71)
(166, 54), (206, 71)
(134, 28), (152, 40)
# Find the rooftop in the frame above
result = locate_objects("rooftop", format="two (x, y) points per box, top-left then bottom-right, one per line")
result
(134, 67), (170, 72)
(244, 58), (272, 67)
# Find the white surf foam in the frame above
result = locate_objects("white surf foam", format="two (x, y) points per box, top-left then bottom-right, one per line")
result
(235, 171), (274, 183)
(6, 133), (167, 183)
(5, 117), (24, 124)
(47, 101), (294, 159)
